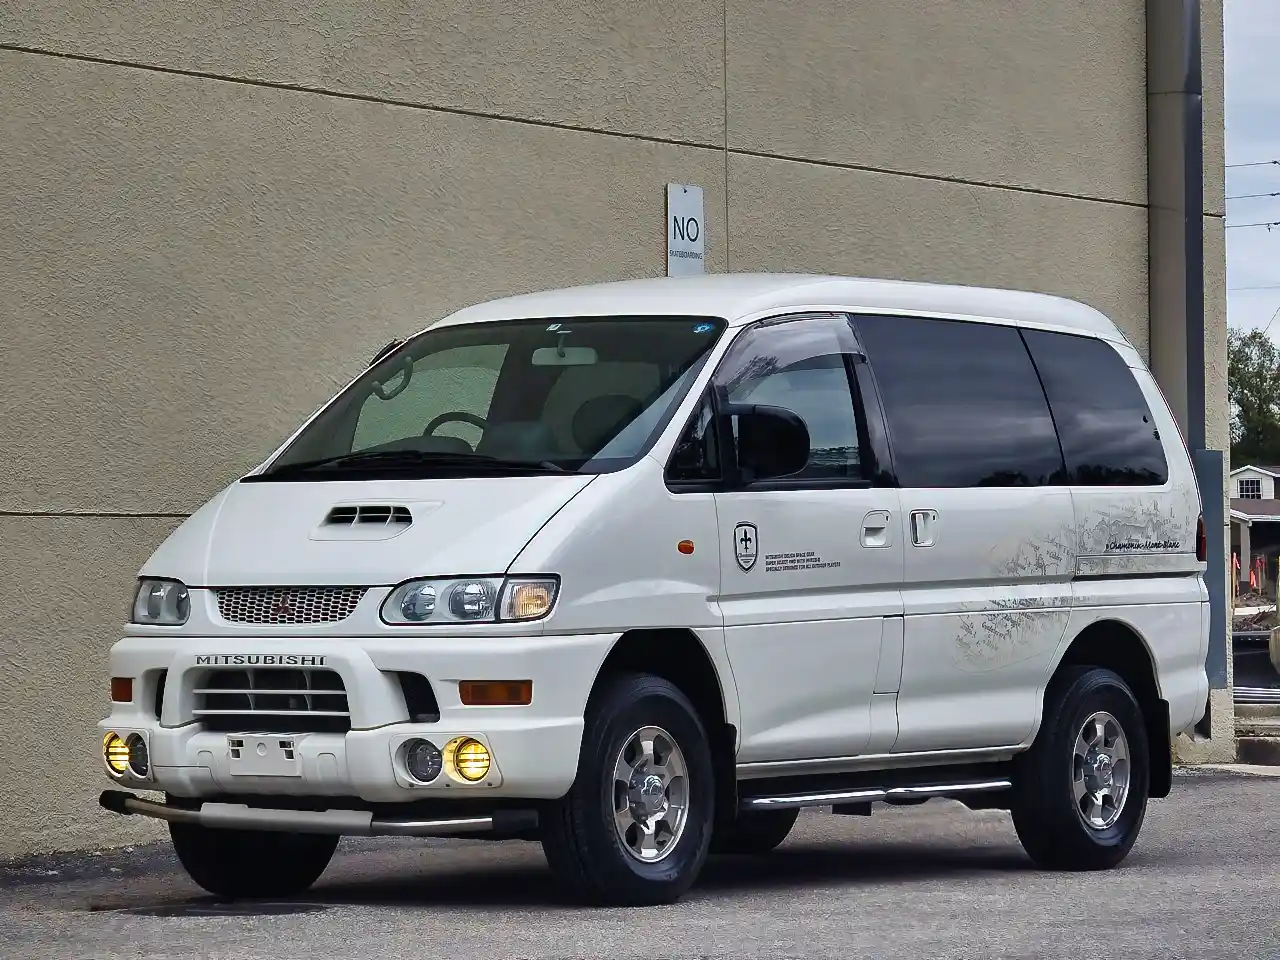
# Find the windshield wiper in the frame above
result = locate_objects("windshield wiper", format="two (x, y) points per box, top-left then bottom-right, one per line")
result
(255, 449), (566, 478)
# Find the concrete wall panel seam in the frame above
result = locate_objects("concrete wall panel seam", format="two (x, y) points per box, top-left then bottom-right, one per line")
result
(0, 42), (726, 154)
(727, 147), (1150, 210)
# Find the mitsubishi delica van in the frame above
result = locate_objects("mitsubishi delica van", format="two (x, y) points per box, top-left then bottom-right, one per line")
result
(97, 274), (1210, 906)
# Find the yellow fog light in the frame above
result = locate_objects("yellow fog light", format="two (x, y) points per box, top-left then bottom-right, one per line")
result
(445, 737), (491, 782)
(103, 732), (129, 776)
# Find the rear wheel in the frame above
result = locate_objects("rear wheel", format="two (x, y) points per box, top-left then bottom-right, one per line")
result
(710, 808), (799, 855)
(169, 821), (338, 899)
(540, 672), (715, 906)
(1010, 666), (1150, 870)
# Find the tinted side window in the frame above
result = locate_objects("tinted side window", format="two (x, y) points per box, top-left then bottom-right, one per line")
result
(714, 317), (866, 482)
(1021, 329), (1168, 485)
(853, 314), (1066, 487)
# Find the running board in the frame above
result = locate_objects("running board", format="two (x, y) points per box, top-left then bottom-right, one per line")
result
(740, 778), (1012, 811)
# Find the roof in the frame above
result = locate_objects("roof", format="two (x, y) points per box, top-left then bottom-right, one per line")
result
(1231, 498), (1280, 521)
(1230, 465), (1280, 478)
(428, 273), (1131, 342)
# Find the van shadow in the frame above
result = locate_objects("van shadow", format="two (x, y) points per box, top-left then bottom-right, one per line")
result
(96, 839), (1037, 915)
(308, 839), (1036, 910)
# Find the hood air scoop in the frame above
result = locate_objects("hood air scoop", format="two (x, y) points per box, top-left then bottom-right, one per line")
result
(312, 503), (415, 541)
(324, 505), (412, 526)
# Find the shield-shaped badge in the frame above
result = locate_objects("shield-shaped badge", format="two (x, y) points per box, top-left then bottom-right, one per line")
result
(733, 522), (758, 572)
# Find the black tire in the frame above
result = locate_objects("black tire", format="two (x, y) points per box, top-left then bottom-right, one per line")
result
(1010, 666), (1150, 871)
(169, 821), (338, 899)
(540, 672), (716, 906)
(710, 808), (798, 855)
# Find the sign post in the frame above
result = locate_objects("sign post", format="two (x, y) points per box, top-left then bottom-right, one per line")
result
(666, 183), (705, 277)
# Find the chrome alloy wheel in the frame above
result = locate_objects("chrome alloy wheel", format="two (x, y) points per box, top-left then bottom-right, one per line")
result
(611, 725), (690, 863)
(1072, 710), (1131, 830)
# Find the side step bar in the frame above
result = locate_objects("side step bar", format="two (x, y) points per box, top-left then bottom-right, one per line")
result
(740, 778), (1012, 810)
(1234, 686), (1280, 705)
(99, 790), (537, 837)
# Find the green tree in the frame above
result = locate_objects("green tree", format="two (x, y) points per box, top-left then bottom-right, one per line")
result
(1228, 327), (1280, 466)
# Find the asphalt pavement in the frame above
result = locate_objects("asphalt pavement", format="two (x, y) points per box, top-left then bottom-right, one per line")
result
(3, 765), (1278, 960)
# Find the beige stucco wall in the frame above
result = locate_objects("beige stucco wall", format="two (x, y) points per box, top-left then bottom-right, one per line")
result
(0, 0), (1224, 858)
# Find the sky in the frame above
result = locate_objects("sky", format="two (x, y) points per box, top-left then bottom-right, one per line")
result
(1225, 0), (1280, 334)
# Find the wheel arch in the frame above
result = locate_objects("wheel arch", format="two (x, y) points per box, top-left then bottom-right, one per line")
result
(1041, 617), (1172, 799)
(589, 628), (740, 822)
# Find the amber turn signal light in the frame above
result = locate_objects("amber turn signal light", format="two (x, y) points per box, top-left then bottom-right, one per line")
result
(110, 677), (133, 702)
(458, 680), (532, 706)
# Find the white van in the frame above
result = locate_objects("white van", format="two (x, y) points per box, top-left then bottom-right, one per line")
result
(97, 274), (1210, 906)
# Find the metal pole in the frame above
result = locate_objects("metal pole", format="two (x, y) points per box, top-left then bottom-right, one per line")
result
(1148, 0), (1229, 698)
(1196, 449), (1229, 688)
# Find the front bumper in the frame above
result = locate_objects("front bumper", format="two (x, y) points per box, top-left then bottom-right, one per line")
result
(98, 632), (619, 804)
(98, 789), (538, 837)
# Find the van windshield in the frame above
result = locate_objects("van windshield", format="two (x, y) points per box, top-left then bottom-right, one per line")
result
(247, 315), (728, 481)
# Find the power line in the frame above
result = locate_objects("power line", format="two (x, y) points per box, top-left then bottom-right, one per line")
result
(1227, 191), (1280, 200)
(1227, 159), (1280, 168)
(1262, 304), (1280, 338)
(1230, 284), (1280, 291)
(1226, 220), (1280, 230)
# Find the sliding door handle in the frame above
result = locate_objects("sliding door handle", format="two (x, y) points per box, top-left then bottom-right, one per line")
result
(910, 509), (938, 547)
(861, 509), (892, 548)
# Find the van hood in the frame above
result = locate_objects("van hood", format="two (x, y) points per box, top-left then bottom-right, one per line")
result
(140, 474), (596, 587)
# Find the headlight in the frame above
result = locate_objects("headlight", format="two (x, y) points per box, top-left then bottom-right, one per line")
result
(381, 576), (559, 625)
(131, 578), (190, 625)
(449, 580), (497, 620)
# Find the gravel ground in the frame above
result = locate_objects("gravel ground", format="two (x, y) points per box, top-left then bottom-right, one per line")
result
(3, 766), (1278, 960)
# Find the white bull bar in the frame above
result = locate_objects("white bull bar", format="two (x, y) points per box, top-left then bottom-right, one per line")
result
(98, 789), (539, 837)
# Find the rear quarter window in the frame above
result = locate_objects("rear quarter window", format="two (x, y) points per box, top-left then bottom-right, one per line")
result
(852, 313), (1066, 487)
(1020, 329), (1168, 486)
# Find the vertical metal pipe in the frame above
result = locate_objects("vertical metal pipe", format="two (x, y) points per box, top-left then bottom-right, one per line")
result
(1181, 1), (1206, 454)
(1197, 449), (1229, 688)
(1148, 0), (1227, 693)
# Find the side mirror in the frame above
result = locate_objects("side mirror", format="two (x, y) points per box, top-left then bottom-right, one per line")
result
(369, 338), (403, 367)
(729, 403), (809, 480)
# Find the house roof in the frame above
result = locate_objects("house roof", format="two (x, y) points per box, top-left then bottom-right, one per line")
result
(1231, 498), (1280, 522)
(1230, 465), (1280, 478)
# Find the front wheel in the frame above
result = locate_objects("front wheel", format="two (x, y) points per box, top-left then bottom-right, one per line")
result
(1010, 666), (1150, 870)
(540, 672), (715, 906)
(169, 821), (339, 899)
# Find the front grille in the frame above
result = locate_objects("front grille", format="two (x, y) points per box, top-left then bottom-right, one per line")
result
(194, 668), (350, 734)
(214, 586), (366, 624)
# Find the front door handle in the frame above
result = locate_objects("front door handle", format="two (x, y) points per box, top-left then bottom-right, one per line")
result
(910, 509), (938, 547)
(861, 509), (892, 548)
